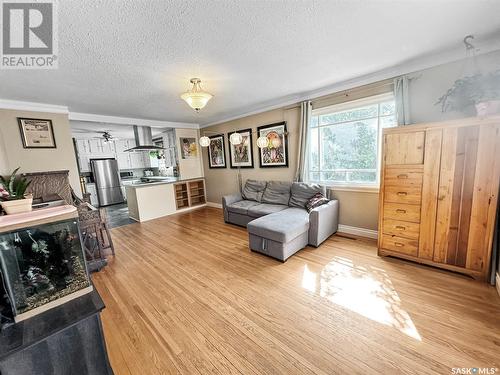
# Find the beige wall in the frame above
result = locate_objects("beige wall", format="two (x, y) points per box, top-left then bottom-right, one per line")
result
(330, 190), (379, 230)
(202, 106), (379, 231)
(0, 109), (82, 196)
(203, 107), (300, 204)
(176, 128), (204, 180)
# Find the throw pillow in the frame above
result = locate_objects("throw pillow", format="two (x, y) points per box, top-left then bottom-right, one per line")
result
(242, 180), (267, 202)
(289, 182), (326, 208)
(261, 181), (292, 206)
(305, 192), (330, 213)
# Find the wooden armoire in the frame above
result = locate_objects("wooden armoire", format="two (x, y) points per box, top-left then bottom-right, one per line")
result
(378, 116), (500, 280)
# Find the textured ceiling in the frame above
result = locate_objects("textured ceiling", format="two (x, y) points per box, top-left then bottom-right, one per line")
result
(1, 0), (499, 126)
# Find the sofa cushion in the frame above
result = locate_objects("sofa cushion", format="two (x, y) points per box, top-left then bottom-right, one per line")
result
(247, 208), (309, 243)
(247, 203), (288, 218)
(242, 180), (267, 202)
(226, 200), (260, 215)
(305, 192), (330, 213)
(261, 181), (292, 205)
(289, 182), (326, 208)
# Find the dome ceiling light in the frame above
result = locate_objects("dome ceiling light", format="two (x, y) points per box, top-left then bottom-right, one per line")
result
(180, 78), (213, 112)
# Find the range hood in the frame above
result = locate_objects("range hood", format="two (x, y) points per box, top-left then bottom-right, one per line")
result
(125, 126), (165, 152)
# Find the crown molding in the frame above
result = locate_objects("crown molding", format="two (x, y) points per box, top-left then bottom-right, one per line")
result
(68, 112), (199, 129)
(0, 99), (69, 114)
(201, 40), (500, 127)
(0, 99), (200, 129)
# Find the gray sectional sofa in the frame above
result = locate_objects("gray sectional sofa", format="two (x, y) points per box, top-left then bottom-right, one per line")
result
(223, 180), (339, 261)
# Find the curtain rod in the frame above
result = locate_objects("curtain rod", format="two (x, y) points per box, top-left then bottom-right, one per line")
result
(283, 79), (394, 110)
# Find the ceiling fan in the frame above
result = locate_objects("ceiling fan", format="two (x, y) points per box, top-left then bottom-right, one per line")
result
(72, 129), (115, 143)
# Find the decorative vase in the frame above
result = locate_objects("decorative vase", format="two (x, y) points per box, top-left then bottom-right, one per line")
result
(475, 100), (500, 116)
(0, 196), (33, 215)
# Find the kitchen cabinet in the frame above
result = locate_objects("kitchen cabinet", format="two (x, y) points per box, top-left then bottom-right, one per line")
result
(76, 139), (91, 154)
(115, 139), (132, 153)
(116, 152), (131, 170)
(129, 152), (145, 169)
(78, 155), (91, 173)
(88, 139), (103, 154)
(101, 140), (115, 154)
(86, 183), (99, 207)
(74, 137), (163, 173)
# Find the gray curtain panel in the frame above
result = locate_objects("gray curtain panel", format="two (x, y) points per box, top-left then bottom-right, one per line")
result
(295, 100), (312, 182)
(394, 75), (411, 125)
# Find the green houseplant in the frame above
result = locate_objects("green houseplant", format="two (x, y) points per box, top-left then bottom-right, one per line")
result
(0, 168), (33, 214)
(436, 70), (500, 116)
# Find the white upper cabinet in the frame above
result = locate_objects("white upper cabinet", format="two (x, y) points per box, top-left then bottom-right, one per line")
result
(74, 136), (175, 172)
(129, 152), (145, 169)
(116, 152), (131, 170)
(115, 139), (131, 153)
(76, 139), (91, 154)
(88, 139), (103, 154)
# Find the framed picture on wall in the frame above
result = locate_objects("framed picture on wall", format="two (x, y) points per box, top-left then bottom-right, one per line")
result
(257, 121), (288, 168)
(228, 128), (254, 168)
(207, 134), (226, 168)
(18, 118), (56, 149)
(179, 137), (198, 159)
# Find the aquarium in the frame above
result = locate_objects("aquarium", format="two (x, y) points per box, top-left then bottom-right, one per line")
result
(0, 218), (92, 322)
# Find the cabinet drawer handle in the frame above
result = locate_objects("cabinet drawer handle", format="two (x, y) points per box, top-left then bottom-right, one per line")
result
(396, 209), (407, 213)
(394, 242), (405, 247)
(397, 191), (408, 196)
(397, 174), (408, 179)
(395, 225), (406, 230)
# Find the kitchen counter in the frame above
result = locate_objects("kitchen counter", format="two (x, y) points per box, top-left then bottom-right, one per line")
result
(127, 177), (179, 187)
(125, 177), (206, 222)
(124, 177), (209, 188)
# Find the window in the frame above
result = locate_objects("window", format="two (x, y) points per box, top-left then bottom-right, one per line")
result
(308, 92), (396, 188)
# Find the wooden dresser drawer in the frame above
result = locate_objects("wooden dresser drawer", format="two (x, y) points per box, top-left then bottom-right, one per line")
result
(384, 167), (423, 188)
(383, 202), (421, 223)
(382, 219), (420, 240)
(384, 185), (422, 205)
(381, 234), (418, 256)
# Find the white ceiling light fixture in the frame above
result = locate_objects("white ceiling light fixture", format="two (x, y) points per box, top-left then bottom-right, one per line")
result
(229, 132), (242, 145)
(256, 136), (269, 148)
(199, 136), (210, 147)
(181, 78), (213, 112)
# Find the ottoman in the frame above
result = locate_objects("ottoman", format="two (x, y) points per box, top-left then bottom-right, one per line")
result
(247, 208), (310, 261)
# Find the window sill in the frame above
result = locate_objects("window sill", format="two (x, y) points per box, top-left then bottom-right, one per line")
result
(315, 183), (380, 193)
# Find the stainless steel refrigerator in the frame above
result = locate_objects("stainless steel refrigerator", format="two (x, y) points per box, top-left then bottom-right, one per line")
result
(91, 158), (124, 206)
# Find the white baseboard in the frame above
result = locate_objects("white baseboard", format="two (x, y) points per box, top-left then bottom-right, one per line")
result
(205, 204), (378, 240)
(338, 224), (378, 239)
(496, 273), (500, 297)
(207, 202), (223, 209)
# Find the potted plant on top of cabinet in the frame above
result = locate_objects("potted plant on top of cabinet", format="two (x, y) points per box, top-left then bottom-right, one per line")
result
(0, 168), (33, 214)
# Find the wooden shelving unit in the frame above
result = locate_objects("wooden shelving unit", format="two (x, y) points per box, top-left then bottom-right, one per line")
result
(174, 183), (189, 209)
(188, 180), (206, 207)
(174, 179), (206, 210)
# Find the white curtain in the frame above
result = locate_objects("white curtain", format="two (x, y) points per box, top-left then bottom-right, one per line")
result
(394, 75), (411, 125)
(295, 100), (312, 182)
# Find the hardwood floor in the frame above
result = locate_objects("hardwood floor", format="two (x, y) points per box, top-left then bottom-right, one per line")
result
(92, 207), (500, 375)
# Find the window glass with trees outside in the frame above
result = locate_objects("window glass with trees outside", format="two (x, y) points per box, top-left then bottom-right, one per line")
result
(308, 92), (396, 187)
